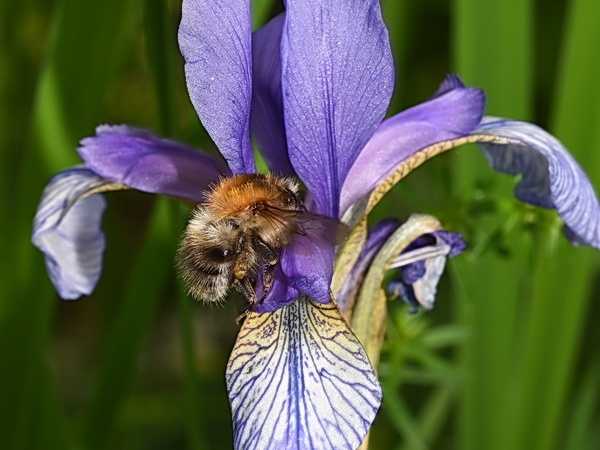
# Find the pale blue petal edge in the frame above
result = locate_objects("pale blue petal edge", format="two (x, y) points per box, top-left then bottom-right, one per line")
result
(475, 116), (600, 249)
(32, 167), (107, 299)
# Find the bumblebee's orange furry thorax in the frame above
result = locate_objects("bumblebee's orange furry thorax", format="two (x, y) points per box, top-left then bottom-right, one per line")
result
(206, 173), (299, 219)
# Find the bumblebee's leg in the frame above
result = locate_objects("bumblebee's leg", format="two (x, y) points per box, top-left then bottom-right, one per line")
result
(235, 310), (249, 324)
(254, 237), (278, 265)
(261, 263), (275, 297)
(233, 277), (256, 305)
(254, 237), (278, 298)
(233, 235), (251, 280)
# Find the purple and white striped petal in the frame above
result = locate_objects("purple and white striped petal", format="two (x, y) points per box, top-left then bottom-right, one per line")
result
(227, 298), (381, 450)
(78, 125), (228, 202)
(475, 117), (600, 248)
(341, 75), (485, 214)
(389, 230), (466, 310)
(281, 0), (394, 217)
(179, 0), (255, 174)
(32, 167), (110, 299)
(251, 14), (295, 176)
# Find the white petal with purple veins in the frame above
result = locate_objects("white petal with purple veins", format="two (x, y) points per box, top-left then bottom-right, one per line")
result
(227, 298), (381, 450)
(32, 167), (110, 299)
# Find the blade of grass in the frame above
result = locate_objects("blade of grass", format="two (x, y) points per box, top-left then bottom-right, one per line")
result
(251, 0), (278, 30)
(415, 383), (457, 446)
(511, 0), (600, 448)
(0, 0), (138, 447)
(452, 2), (533, 450)
(142, 1), (209, 448)
(380, 0), (411, 114)
(562, 352), (600, 450)
(381, 393), (427, 450)
(143, 0), (177, 135)
(81, 198), (184, 450)
(177, 285), (210, 450)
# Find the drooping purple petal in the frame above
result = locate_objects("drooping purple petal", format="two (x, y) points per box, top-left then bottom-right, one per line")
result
(78, 125), (229, 202)
(252, 265), (300, 313)
(434, 73), (468, 97)
(32, 167), (109, 299)
(389, 230), (466, 310)
(178, 0), (255, 174)
(251, 14), (295, 176)
(253, 235), (333, 313)
(282, 236), (333, 302)
(341, 75), (485, 214)
(227, 298), (381, 450)
(335, 219), (399, 314)
(475, 117), (600, 248)
(281, 0), (395, 218)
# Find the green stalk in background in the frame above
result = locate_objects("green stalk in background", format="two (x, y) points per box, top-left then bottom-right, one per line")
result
(0, 0), (137, 448)
(452, 2), (533, 450)
(516, 0), (600, 448)
(452, 1), (600, 450)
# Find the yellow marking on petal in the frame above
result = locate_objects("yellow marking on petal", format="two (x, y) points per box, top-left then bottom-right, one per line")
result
(332, 215), (368, 316)
(75, 182), (129, 201)
(366, 134), (518, 214)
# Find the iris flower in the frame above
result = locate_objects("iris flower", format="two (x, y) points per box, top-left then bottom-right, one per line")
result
(32, 0), (600, 448)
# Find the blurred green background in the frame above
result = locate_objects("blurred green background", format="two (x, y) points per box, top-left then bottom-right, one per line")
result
(1, 0), (599, 449)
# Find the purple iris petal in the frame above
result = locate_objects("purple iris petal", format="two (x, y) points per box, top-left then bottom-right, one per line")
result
(32, 167), (108, 299)
(251, 14), (295, 176)
(390, 230), (466, 310)
(475, 117), (600, 248)
(341, 75), (485, 214)
(281, 0), (395, 218)
(282, 236), (333, 303)
(78, 125), (228, 202)
(401, 260), (426, 285)
(254, 235), (333, 313)
(178, 0), (255, 174)
(252, 265), (300, 313)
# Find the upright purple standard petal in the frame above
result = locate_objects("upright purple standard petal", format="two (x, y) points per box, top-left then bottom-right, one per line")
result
(251, 14), (295, 176)
(78, 125), (229, 202)
(475, 117), (600, 248)
(32, 167), (108, 299)
(281, 0), (394, 217)
(341, 76), (485, 214)
(179, 0), (255, 174)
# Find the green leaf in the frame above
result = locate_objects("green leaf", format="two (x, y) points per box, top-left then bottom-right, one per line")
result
(81, 198), (184, 450)
(0, 0), (139, 448)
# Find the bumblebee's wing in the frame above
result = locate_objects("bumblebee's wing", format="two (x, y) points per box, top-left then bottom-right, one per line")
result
(260, 206), (348, 249)
(226, 297), (381, 450)
(292, 212), (349, 247)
